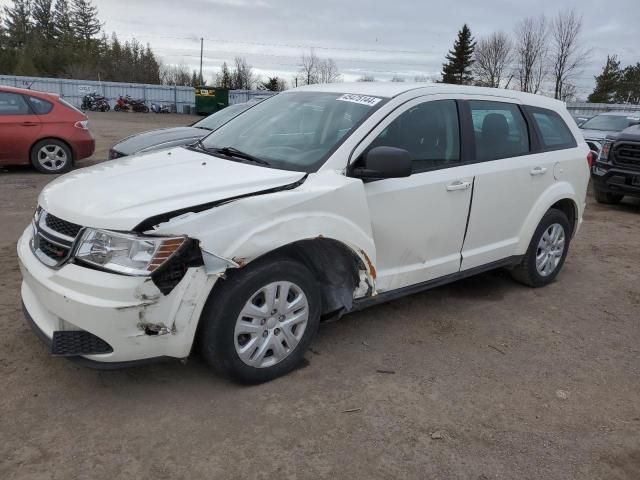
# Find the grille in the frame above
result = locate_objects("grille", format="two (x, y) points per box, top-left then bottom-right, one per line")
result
(614, 142), (640, 170)
(51, 330), (113, 356)
(38, 237), (69, 261)
(45, 213), (83, 238)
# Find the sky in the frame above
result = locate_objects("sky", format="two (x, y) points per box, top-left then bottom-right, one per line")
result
(3, 0), (640, 97)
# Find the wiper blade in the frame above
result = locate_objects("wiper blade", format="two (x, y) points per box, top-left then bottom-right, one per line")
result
(213, 146), (270, 166)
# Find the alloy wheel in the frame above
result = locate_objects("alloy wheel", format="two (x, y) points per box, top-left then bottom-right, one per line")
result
(536, 223), (566, 277)
(37, 145), (68, 171)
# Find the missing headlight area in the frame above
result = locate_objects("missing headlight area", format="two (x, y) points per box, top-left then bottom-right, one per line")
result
(150, 238), (204, 295)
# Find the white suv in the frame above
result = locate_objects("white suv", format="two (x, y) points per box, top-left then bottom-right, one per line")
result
(18, 83), (590, 383)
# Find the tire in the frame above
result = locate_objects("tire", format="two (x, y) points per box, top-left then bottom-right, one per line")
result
(595, 190), (623, 204)
(114, 105), (121, 112)
(30, 139), (73, 174)
(199, 258), (321, 384)
(511, 208), (571, 288)
(142, 106), (149, 113)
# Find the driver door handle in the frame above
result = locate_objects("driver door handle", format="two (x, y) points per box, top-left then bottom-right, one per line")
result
(22, 121), (39, 126)
(530, 166), (548, 176)
(446, 180), (472, 191)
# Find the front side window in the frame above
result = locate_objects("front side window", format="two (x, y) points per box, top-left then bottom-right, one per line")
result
(529, 108), (576, 149)
(201, 92), (385, 172)
(469, 100), (530, 161)
(27, 96), (53, 115)
(0, 92), (30, 115)
(368, 99), (460, 173)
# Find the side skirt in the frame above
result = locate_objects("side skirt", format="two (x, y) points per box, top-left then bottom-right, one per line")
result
(349, 255), (523, 313)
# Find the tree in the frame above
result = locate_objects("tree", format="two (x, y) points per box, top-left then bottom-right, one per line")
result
(614, 63), (640, 104)
(215, 61), (233, 88)
(413, 74), (430, 82)
(260, 76), (286, 91)
(299, 49), (319, 85)
(390, 75), (405, 82)
(3, 0), (32, 49)
(588, 55), (622, 103)
(473, 31), (511, 88)
(52, 0), (72, 40)
(231, 56), (255, 89)
(32, 0), (54, 40)
(550, 9), (589, 100)
(513, 16), (548, 94)
(317, 58), (340, 83)
(357, 75), (375, 82)
(441, 24), (475, 85)
(71, 0), (101, 43)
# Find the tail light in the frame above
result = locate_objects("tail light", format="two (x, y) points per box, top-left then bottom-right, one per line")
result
(587, 151), (594, 168)
(74, 120), (89, 130)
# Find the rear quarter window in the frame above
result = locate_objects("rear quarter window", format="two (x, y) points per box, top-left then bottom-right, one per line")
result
(528, 107), (577, 150)
(28, 96), (54, 115)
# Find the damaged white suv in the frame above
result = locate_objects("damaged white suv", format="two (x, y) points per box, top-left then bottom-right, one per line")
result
(18, 83), (590, 383)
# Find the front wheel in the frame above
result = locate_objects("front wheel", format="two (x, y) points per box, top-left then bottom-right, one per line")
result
(511, 208), (571, 288)
(199, 258), (321, 384)
(142, 106), (149, 113)
(595, 190), (623, 204)
(30, 139), (73, 174)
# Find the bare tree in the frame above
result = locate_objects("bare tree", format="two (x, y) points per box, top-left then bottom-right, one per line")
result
(160, 63), (192, 86)
(413, 74), (430, 82)
(317, 58), (341, 83)
(550, 9), (590, 100)
(298, 50), (340, 85)
(473, 31), (512, 88)
(231, 56), (256, 90)
(390, 75), (405, 82)
(513, 16), (548, 94)
(357, 75), (375, 82)
(560, 82), (577, 102)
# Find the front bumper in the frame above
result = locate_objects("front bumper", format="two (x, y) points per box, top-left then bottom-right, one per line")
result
(591, 162), (640, 198)
(17, 227), (216, 365)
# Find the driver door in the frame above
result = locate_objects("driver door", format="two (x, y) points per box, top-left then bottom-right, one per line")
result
(351, 96), (476, 292)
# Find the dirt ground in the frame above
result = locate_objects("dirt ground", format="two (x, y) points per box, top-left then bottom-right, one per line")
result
(1, 111), (639, 480)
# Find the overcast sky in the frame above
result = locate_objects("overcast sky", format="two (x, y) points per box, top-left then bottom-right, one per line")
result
(4, 0), (640, 97)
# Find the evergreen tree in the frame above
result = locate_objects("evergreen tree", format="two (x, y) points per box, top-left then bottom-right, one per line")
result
(71, 0), (100, 43)
(588, 55), (622, 103)
(52, 0), (72, 40)
(614, 63), (640, 104)
(261, 77), (282, 91)
(215, 61), (233, 88)
(3, 0), (32, 49)
(441, 24), (476, 85)
(32, 0), (54, 40)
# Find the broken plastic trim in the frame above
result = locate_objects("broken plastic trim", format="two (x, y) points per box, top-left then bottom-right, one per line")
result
(133, 174), (308, 233)
(150, 238), (204, 295)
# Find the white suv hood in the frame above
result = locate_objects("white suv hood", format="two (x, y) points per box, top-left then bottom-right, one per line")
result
(39, 147), (306, 231)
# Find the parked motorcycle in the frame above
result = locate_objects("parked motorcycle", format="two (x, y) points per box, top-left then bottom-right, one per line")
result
(80, 92), (110, 112)
(114, 95), (149, 113)
(151, 103), (171, 114)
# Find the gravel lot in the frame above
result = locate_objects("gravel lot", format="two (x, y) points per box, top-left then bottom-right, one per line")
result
(1, 111), (639, 479)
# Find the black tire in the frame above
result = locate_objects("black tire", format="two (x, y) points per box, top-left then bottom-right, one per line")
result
(594, 190), (623, 204)
(199, 258), (321, 384)
(511, 208), (571, 288)
(30, 139), (74, 174)
(142, 106), (149, 113)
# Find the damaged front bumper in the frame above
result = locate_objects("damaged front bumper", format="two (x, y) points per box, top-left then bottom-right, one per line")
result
(17, 227), (217, 366)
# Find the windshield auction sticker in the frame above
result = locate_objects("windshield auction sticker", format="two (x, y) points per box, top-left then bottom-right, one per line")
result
(336, 94), (382, 107)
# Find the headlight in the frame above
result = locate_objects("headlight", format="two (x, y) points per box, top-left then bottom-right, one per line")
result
(75, 228), (187, 275)
(599, 141), (612, 161)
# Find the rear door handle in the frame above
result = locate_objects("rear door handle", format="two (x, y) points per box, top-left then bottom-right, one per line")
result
(530, 166), (548, 176)
(446, 180), (472, 191)
(22, 121), (38, 126)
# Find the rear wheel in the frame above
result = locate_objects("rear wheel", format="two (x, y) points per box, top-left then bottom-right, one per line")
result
(595, 190), (623, 204)
(199, 258), (321, 384)
(511, 208), (571, 288)
(30, 139), (73, 174)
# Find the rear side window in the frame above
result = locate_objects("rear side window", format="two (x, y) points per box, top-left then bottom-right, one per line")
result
(27, 96), (54, 115)
(528, 107), (577, 150)
(469, 100), (530, 161)
(369, 99), (460, 173)
(0, 92), (30, 115)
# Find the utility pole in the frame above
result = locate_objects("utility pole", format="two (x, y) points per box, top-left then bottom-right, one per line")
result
(199, 37), (204, 86)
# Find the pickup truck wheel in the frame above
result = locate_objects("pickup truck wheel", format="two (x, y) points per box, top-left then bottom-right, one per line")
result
(199, 258), (321, 384)
(511, 208), (571, 288)
(594, 190), (623, 204)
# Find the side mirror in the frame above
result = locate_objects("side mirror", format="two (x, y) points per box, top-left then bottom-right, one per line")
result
(351, 146), (412, 179)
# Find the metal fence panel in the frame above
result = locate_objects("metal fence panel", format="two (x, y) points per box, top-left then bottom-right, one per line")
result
(566, 102), (640, 116)
(229, 89), (277, 105)
(0, 75), (195, 113)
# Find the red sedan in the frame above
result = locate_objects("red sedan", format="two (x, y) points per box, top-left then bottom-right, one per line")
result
(0, 86), (95, 173)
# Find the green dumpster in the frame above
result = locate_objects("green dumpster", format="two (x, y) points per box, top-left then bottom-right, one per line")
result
(195, 87), (229, 115)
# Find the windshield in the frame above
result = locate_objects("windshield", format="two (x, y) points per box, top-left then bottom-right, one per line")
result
(581, 115), (637, 132)
(201, 92), (385, 172)
(193, 103), (253, 131)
